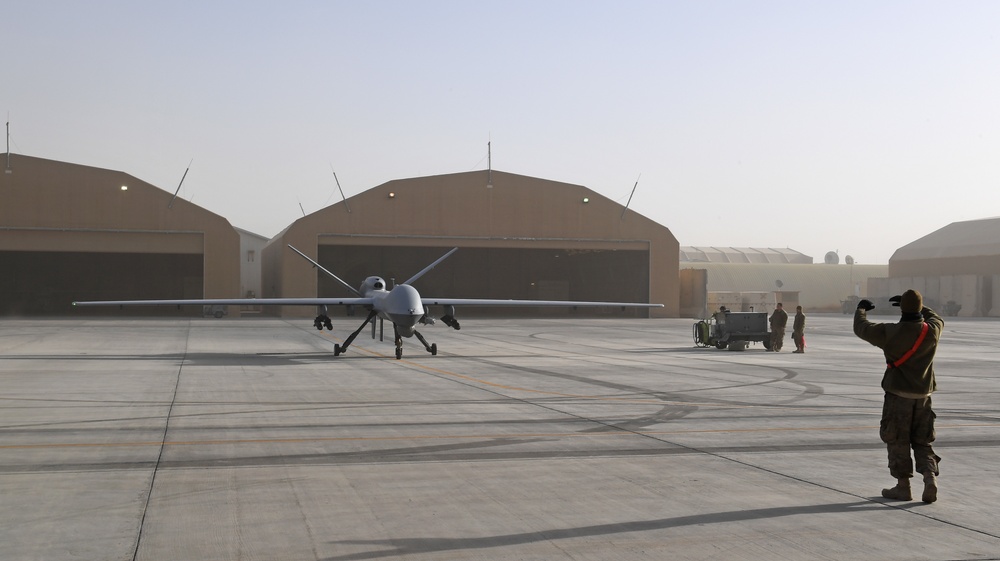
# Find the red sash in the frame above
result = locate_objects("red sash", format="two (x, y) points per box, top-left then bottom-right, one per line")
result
(887, 322), (929, 369)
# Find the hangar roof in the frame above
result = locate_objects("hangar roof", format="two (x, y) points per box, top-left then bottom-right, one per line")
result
(273, 169), (678, 247)
(265, 169), (679, 316)
(680, 246), (812, 264)
(891, 217), (1000, 260)
(0, 153), (236, 236)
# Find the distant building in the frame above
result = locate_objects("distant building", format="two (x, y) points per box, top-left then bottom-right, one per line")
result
(679, 261), (887, 318)
(680, 246), (812, 264)
(678, 245), (887, 317)
(236, 228), (268, 314)
(872, 217), (1000, 317)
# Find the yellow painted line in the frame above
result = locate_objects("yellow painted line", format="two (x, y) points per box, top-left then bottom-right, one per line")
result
(1, 423), (992, 450)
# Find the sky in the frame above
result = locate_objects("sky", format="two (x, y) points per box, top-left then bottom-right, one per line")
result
(4, 1), (1000, 264)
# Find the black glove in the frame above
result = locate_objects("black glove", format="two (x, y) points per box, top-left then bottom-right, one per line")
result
(889, 295), (902, 307)
(857, 299), (875, 311)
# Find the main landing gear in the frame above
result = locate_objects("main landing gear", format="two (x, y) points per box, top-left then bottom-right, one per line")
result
(333, 310), (377, 356)
(410, 327), (437, 359)
(332, 312), (439, 360)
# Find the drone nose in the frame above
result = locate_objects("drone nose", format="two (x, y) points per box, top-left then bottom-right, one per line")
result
(385, 284), (424, 327)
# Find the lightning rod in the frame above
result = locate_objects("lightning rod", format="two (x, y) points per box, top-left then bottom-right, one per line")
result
(5, 117), (10, 173)
(332, 167), (351, 213)
(168, 159), (193, 209)
(620, 173), (641, 220)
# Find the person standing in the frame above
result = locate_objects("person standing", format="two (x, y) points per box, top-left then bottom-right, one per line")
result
(768, 302), (788, 351)
(853, 290), (944, 503)
(792, 306), (806, 353)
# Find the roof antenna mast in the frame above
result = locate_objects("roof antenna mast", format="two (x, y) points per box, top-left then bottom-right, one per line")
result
(486, 138), (493, 188)
(168, 159), (193, 209)
(5, 116), (11, 174)
(331, 165), (351, 213)
(620, 173), (641, 220)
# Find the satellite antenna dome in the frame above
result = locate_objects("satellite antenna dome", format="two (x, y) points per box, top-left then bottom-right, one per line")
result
(845, 255), (855, 265)
(824, 251), (839, 264)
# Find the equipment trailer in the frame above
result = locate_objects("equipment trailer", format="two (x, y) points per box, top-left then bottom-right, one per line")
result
(693, 309), (772, 351)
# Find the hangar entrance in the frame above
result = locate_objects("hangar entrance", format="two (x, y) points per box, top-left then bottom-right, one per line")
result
(0, 251), (203, 316)
(316, 244), (651, 318)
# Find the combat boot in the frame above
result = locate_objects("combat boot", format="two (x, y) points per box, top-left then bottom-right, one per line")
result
(881, 478), (912, 501)
(922, 472), (938, 503)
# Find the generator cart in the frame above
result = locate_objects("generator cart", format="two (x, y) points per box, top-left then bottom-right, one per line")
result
(693, 309), (772, 351)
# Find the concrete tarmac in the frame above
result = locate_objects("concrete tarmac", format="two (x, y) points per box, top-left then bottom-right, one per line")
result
(1, 314), (998, 560)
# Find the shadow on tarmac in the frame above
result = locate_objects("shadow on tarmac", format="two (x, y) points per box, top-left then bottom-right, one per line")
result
(323, 501), (884, 560)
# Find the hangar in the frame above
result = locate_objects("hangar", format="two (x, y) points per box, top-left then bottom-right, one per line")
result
(677, 246), (889, 316)
(868, 217), (1000, 317)
(0, 154), (239, 315)
(264, 170), (676, 318)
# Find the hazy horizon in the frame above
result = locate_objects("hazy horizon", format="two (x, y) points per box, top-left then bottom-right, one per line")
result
(5, 1), (999, 264)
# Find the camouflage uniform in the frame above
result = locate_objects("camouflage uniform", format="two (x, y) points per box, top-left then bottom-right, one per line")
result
(792, 307), (806, 352)
(853, 294), (943, 495)
(769, 304), (788, 351)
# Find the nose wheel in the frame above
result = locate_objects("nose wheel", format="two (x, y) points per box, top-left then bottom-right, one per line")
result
(392, 328), (438, 359)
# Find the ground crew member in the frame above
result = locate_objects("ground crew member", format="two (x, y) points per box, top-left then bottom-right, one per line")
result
(768, 303), (788, 351)
(853, 290), (943, 503)
(792, 306), (806, 353)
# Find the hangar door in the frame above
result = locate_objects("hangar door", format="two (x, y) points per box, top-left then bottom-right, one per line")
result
(317, 244), (651, 318)
(0, 230), (204, 316)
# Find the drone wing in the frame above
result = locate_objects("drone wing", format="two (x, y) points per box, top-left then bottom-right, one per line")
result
(421, 298), (662, 308)
(73, 297), (374, 307)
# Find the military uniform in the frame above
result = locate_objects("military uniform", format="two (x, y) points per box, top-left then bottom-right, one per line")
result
(769, 304), (788, 351)
(792, 307), (806, 352)
(853, 290), (943, 502)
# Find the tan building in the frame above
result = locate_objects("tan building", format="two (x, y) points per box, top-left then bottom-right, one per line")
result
(264, 170), (676, 318)
(0, 154), (240, 315)
(677, 247), (889, 317)
(871, 217), (1000, 317)
(680, 262), (889, 318)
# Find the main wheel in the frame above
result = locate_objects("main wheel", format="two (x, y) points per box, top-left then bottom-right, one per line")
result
(334, 344), (342, 356)
(395, 347), (402, 360)
(430, 343), (437, 356)
(715, 341), (728, 350)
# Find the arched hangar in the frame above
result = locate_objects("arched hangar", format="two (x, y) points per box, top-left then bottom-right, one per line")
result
(264, 170), (676, 318)
(874, 217), (1000, 316)
(0, 154), (239, 315)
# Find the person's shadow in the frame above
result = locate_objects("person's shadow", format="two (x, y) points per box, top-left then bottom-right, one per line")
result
(323, 500), (885, 560)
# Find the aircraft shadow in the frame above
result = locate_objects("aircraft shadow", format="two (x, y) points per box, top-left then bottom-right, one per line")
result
(3, 351), (340, 367)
